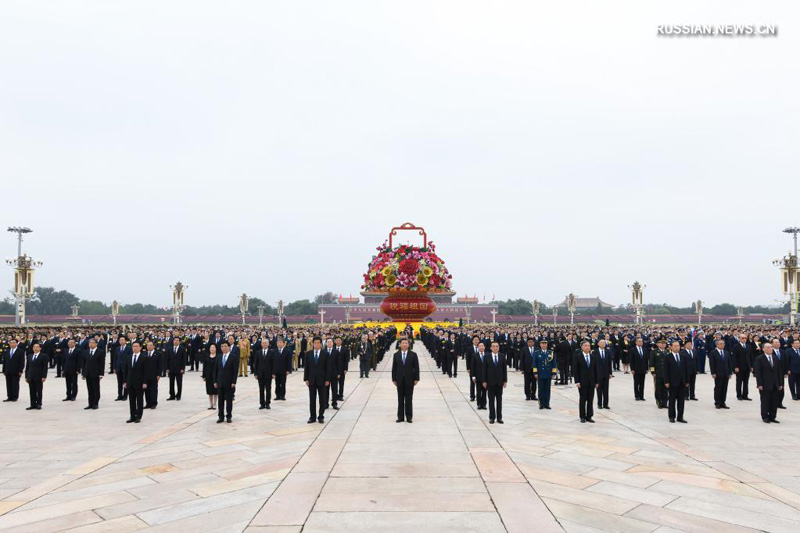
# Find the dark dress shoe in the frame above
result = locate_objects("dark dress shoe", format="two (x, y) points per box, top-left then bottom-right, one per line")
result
(744, 397), (752, 401)
(396, 419), (404, 423)
(497, 420), (504, 424)
(265, 405), (271, 410)
(539, 406), (544, 410)
(134, 419), (140, 423)
(217, 418), (224, 423)
(677, 419), (687, 423)
(545, 406), (551, 410)
(489, 419), (495, 424)
(722, 405), (730, 409)
(259, 405), (266, 410)
(226, 418), (232, 423)
(407, 420), (412, 423)
(670, 419), (676, 423)
(580, 419), (586, 423)
(62, 398), (70, 402)
(26, 406), (34, 410)
(586, 418), (595, 423)
(763, 418), (771, 423)
(332, 406), (339, 410)
(778, 405), (787, 409)
(84, 406), (92, 410)
(770, 419), (780, 423)
(167, 397), (175, 401)
(126, 418), (135, 423)
(307, 418), (315, 424)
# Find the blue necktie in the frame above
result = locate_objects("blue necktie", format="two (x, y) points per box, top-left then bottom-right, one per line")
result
(223, 354), (227, 367)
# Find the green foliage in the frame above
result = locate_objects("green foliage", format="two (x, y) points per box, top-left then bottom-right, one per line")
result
(286, 299), (317, 315)
(314, 292), (339, 305)
(27, 287), (80, 315)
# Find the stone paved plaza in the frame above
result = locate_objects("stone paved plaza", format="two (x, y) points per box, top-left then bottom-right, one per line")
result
(1, 344), (800, 532)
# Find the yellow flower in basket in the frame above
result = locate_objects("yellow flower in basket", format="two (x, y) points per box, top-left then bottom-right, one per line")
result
(421, 266), (433, 277)
(385, 274), (397, 286)
(381, 265), (394, 277)
(416, 273), (429, 286)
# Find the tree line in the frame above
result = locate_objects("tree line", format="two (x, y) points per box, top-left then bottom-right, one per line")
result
(0, 288), (339, 316)
(493, 298), (790, 316)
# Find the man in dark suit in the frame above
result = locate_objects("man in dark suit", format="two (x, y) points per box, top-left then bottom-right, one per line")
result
(215, 342), (239, 423)
(664, 340), (689, 423)
(334, 336), (349, 402)
(573, 341), (597, 423)
(392, 338), (420, 423)
(273, 337), (291, 401)
(167, 337), (186, 400)
(25, 342), (48, 410)
(594, 340), (614, 409)
(630, 337), (648, 401)
(82, 338), (105, 409)
(114, 336), (131, 401)
(680, 341), (698, 401)
(143, 341), (162, 409)
(253, 339), (273, 409)
(62, 338), (83, 402)
(472, 341), (488, 410)
(358, 334), (372, 378)
(787, 339), (800, 401)
(482, 341), (508, 424)
(556, 335), (575, 385)
(771, 338), (788, 409)
(123, 341), (146, 423)
(754, 343), (783, 423)
(521, 338), (536, 401)
(732, 333), (753, 401)
(2, 339), (24, 402)
(709, 339), (733, 409)
(323, 338), (340, 410)
(466, 335), (480, 401)
(304, 337), (332, 424)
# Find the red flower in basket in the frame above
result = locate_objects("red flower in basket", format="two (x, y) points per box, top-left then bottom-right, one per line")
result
(398, 259), (419, 276)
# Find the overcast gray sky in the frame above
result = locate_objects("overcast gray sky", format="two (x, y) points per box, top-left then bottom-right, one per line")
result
(1, 1), (798, 309)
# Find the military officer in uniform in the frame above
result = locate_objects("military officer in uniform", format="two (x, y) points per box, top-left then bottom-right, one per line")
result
(533, 339), (556, 409)
(649, 337), (667, 409)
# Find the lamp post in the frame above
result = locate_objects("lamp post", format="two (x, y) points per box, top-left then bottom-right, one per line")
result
(319, 308), (326, 325)
(6, 227), (42, 326)
(695, 299), (703, 325)
(628, 281), (645, 325)
(344, 305), (351, 325)
(258, 304), (265, 327)
(532, 300), (540, 327)
(552, 306), (558, 325)
(70, 304), (80, 319)
(464, 305), (471, 325)
(774, 251), (798, 327)
(239, 293), (249, 325)
(111, 300), (119, 326)
(737, 306), (744, 325)
(775, 227), (800, 326)
(490, 309), (497, 325)
(566, 293), (577, 325)
(170, 282), (186, 325)
(277, 299), (285, 327)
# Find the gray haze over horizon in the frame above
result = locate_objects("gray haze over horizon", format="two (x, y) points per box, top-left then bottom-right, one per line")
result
(2, 1), (798, 309)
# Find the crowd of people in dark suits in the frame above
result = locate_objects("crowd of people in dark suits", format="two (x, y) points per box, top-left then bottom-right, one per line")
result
(420, 323), (800, 425)
(0, 324), (396, 425)
(2, 322), (799, 427)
